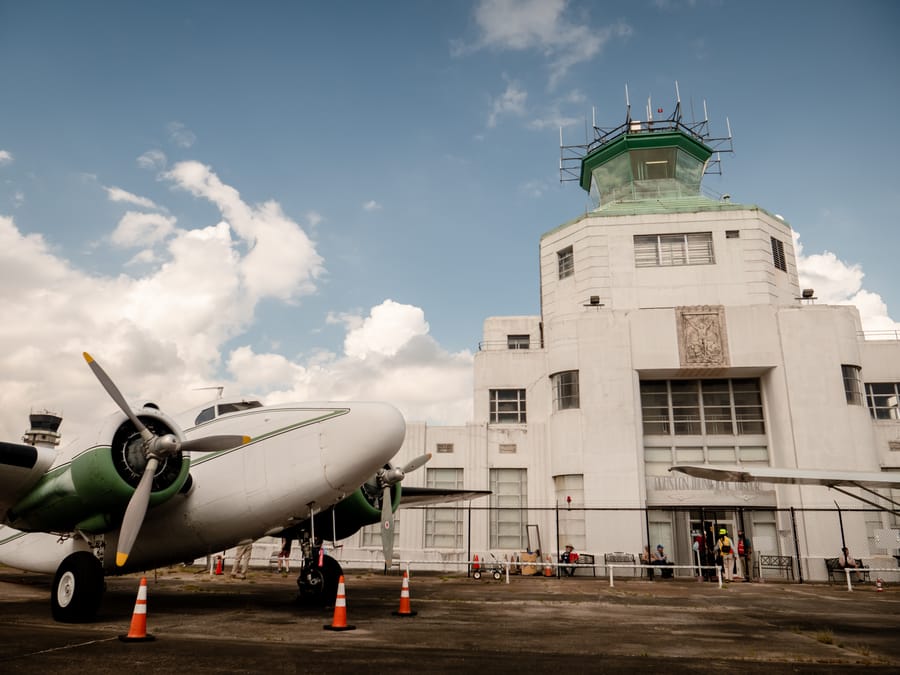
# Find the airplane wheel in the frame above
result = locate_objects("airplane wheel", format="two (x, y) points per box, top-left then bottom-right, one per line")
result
(297, 555), (342, 605)
(51, 552), (104, 623)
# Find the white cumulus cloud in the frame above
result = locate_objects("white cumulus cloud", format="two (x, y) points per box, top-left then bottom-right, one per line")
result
(0, 163), (473, 444)
(795, 231), (899, 333)
(167, 122), (196, 149)
(137, 150), (167, 171)
(0, 150), (13, 165)
(342, 300), (430, 360)
(104, 186), (161, 210)
(488, 79), (528, 128)
(110, 211), (177, 247)
(464, 0), (632, 87)
(227, 299), (474, 425)
(163, 161), (324, 302)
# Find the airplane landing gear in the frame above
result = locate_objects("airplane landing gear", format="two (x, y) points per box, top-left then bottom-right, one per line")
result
(296, 551), (342, 605)
(51, 551), (105, 623)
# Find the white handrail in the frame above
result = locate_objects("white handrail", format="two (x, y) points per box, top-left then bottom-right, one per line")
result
(843, 566), (898, 592)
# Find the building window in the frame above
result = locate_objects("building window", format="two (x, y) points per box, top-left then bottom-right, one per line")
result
(551, 370), (580, 411)
(490, 389), (527, 423)
(424, 468), (464, 549)
(436, 443), (454, 453)
(359, 519), (399, 548)
(554, 474), (585, 551)
(725, 230), (740, 239)
(507, 334), (530, 350)
(644, 444), (769, 473)
(865, 383), (900, 419)
(634, 232), (714, 268)
(490, 468), (527, 549)
(842, 365), (863, 405)
(640, 379), (765, 436)
(557, 246), (574, 279)
(771, 237), (787, 272)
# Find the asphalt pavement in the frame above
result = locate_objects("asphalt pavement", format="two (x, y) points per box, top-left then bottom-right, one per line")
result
(1, 565), (898, 673)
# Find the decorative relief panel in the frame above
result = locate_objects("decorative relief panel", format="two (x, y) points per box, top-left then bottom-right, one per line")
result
(676, 305), (729, 367)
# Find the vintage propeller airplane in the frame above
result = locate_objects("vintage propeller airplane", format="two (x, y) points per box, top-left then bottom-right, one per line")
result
(0, 352), (458, 622)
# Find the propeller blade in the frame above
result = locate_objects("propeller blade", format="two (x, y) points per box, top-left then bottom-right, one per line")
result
(83, 352), (153, 443)
(179, 435), (250, 453)
(401, 452), (432, 475)
(380, 485), (395, 567)
(116, 456), (159, 567)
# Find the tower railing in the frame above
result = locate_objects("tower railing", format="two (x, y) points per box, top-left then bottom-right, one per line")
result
(858, 330), (900, 341)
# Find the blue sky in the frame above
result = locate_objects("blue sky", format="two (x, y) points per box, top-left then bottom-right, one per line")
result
(0, 1), (898, 439)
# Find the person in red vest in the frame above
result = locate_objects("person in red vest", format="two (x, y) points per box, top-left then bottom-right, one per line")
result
(560, 544), (579, 576)
(737, 530), (752, 581)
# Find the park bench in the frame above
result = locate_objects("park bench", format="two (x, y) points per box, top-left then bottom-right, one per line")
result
(604, 552), (637, 577)
(559, 552), (596, 576)
(575, 553), (596, 576)
(825, 557), (869, 583)
(758, 554), (794, 580)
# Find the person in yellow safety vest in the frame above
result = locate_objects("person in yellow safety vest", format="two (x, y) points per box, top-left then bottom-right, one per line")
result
(716, 528), (735, 582)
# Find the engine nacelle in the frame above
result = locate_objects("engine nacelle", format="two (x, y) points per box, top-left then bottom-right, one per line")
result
(303, 482), (401, 541)
(6, 406), (190, 534)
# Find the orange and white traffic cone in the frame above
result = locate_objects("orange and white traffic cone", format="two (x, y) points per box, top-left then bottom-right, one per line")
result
(323, 575), (356, 631)
(472, 554), (480, 574)
(392, 570), (417, 617)
(119, 577), (155, 642)
(876, 578), (884, 592)
(543, 555), (553, 577)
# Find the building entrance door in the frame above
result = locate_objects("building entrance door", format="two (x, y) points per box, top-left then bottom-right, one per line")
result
(689, 510), (740, 576)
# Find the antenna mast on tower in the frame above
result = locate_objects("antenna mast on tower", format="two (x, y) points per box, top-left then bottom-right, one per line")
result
(559, 82), (734, 185)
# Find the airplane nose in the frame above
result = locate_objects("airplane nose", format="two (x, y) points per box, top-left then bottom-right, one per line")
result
(321, 402), (406, 491)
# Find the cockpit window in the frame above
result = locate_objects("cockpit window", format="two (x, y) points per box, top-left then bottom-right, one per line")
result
(194, 406), (216, 425)
(217, 401), (263, 416)
(194, 400), (262, 425)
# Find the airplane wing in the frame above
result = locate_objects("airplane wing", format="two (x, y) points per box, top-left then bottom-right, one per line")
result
(399, 487), (492, 507)
(669, 464), (900, 489)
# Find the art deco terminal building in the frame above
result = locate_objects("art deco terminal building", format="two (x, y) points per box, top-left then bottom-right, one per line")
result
(359, 102), (900, 580)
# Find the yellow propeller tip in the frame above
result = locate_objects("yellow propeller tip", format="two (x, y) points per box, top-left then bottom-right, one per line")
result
(83, 352), (94, 363)
(116, 552), (128, 567)
(242, 435), (251, 444)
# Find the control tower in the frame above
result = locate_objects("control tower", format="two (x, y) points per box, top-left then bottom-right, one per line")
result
(560, 83), (733, 209)
(22, 411), (63, 448)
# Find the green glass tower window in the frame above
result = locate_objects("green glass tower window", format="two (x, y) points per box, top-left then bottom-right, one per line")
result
(580, 131), (713, 208)
(632, 148), (676, 180)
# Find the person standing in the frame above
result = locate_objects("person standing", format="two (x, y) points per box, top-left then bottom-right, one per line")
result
(737, 529), (752, 581)
(231, 541), (253, 579)
(716, 528), (735, 582)
(277, 537), (292, 575)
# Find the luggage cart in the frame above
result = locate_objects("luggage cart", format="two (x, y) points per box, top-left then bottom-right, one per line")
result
(472, 553), (504, 581)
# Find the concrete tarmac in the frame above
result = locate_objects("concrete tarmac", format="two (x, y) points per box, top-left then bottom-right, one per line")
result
(1, 565), (898, 673)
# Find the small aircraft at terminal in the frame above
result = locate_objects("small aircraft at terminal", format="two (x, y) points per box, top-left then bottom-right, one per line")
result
(669, 465), (900, 515)
(0, 353), (482, 622)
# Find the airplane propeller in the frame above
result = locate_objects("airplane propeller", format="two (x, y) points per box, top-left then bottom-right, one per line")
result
(83, 352), (249, 567)
(378, 453), (432, 568)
